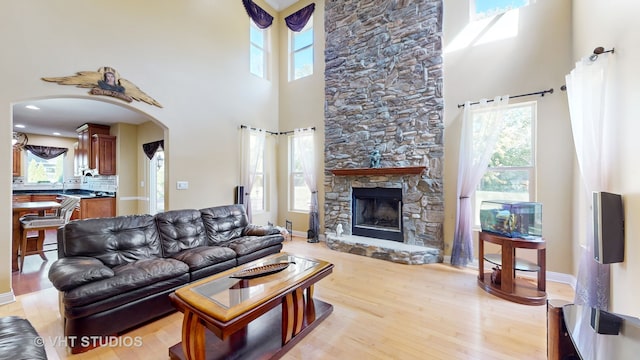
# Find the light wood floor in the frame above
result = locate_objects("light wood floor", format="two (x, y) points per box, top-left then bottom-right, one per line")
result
(0, 237), (574, 359)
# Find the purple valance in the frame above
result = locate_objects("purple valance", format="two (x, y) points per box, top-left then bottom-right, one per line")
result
(143, 140), (164, 160)
(242, 0), (273, 29)
(24, 145), (68, 160)
(285, 3), (315, 32)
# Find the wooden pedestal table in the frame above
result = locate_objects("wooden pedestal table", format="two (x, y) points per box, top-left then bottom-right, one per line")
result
(478, 231), (546, 305)
(11, 201), (61, 272)
(168, 253), (334, 360)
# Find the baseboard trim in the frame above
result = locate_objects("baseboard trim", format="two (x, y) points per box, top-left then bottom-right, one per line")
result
(0, 290), (16, 306)
(322, 246), (576, 288)
(443, 256), (576, 289)
(291, 230), (326, 242)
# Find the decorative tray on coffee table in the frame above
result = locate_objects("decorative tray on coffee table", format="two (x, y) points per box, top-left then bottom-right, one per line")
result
(230, 262), (295, 279)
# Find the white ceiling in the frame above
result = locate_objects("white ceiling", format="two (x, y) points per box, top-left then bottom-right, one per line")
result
(264, 0), (300, 11)
(12, 98), (154, 139)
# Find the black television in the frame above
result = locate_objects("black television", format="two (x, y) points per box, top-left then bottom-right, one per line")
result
(593, 191), (624, 264)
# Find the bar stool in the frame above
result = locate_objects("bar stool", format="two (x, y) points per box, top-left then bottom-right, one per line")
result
(19, 197), (79, 272)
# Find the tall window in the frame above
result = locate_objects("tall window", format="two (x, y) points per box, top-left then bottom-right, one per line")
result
(289, 16), (313, 81)
(250, 132), (265, 213)
(250, 21), (268, 79)
(289, 134), (312, 212)
(472, 0), (529, 20)
(149, 150), (165, 215)
(25, 150), (64, 184)
(473, 101), (536, 225)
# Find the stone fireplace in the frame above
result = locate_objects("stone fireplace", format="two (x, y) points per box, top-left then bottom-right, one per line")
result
(352, 187), (403, 242)
(323, 0), (444, 264)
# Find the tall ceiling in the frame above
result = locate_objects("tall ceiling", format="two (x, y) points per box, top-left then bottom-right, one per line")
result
(264, 0), (300, 11)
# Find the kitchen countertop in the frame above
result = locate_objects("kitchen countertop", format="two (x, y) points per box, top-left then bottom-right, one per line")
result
(13, 189), (116, 199)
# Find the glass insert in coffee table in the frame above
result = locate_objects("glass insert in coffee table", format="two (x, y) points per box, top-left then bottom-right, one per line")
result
(192, 253), (319, 309)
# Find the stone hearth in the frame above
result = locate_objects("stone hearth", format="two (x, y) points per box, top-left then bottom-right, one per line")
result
(326, 234), (442, 265)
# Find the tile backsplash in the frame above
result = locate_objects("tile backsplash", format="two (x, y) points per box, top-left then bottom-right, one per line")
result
(13, 175), (118, 193)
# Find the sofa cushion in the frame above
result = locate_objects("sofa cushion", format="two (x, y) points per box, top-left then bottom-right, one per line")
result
(155, 209), (208, 256)
(63, 258), (188, 308)
(243, 224), (282, 236)
(0, 316), (47, 360)
(225, 234), (285, 257)
(49, 257), (115, 292)
(200, 205), (248, 245)
(171, 246), (236, 271)
(61, 215), (161, 268)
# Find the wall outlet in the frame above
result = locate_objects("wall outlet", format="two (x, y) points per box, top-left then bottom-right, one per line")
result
(176, 181), (189, 190)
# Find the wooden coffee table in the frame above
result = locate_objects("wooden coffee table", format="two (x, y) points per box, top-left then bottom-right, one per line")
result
(168, 252), (334, 360)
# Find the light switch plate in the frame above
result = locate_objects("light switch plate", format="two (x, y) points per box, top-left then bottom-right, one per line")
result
(176, 181), (189, 190)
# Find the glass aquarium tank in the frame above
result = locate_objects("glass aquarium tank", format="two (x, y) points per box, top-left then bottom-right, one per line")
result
(480, 200), (542, 239)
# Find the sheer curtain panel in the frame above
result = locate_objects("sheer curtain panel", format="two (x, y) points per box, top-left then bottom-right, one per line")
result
(240, 127), (265, 223)
(293, 128), (319, 242)
(451, 96), (509, 267)
(566, 54), (612, 310)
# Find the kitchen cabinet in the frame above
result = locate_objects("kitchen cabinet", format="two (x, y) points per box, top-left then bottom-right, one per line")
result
(75, 123), (110, 174)
(12, 147), (21, 176)
(91, 134), (117, 175)
(80, 197), (115, 219)
(12, 195), (32, 203)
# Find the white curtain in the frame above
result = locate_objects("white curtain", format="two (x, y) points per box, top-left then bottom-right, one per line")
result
(293, 128), (319, 242)
(566, 54), (612, 309)
(451, 96), (509, 267)
(240, 127), (265, 223)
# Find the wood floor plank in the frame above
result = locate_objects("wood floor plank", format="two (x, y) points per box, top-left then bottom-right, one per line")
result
(0, 237), (574, 359)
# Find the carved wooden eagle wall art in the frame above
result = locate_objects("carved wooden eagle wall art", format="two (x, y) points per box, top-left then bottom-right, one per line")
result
(42, 66), (162, 108)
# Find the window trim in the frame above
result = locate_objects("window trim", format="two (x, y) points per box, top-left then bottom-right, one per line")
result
(289, 16), (314, 81)
(471, 0), (530, 20)
(471, 101), (537, 228)
(249, 20), (269, 79)
(288, 134), (311, 213)
(24, 150), (65, 185)
(249, 132), (266, 214)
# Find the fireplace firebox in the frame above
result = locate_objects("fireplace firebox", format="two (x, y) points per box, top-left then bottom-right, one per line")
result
(351, 187), (403, 242)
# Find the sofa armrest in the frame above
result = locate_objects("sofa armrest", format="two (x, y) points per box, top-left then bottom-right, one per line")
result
(48, 257), (115, 292)
(242, 224), (282, 236)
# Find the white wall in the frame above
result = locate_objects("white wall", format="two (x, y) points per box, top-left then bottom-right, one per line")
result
(276, 0), (325, 234)
(443, 0), (575, 273)
(0, 0), (280, 294)
(572, 0), (640, 316)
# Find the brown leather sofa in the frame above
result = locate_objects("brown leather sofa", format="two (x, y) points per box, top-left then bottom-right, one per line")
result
(48, 204), (284, 353)
(0, 316), (48, 359)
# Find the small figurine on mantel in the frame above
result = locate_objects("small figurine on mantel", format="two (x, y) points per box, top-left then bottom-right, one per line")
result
(336, 223), (343, 237)
(370, 149), (381, 168)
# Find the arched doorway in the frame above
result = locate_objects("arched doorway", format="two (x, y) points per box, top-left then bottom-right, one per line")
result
(12, 96), (169, 215)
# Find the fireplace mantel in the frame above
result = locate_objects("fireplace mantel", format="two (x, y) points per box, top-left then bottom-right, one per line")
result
(331, 166), (426, 176)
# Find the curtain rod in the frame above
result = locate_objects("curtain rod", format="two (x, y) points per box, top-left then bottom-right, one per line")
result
(278, 127), (316, 135)
(240, 125), (316, 135)
(560, 46), (615, 92)
(457, 88), (554, 108)
(240, 124), (279, 135)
